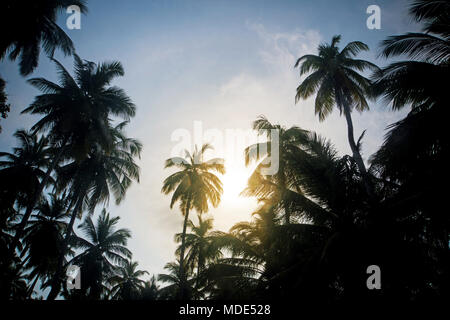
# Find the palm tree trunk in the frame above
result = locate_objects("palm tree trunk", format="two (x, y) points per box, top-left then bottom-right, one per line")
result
(46, 198), (81, 300)
(279, 168), (290, 225)
(283, 192), (290, 225)
(9, 137), (68, 258)
(195, 253), (204, 295)
(195, 264), (201, 295)
(178, 200), (191, 300)
(342, 104), (374, 199)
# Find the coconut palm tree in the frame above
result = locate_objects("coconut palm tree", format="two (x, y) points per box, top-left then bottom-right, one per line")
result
(0, 259), (28, 300)
(207, 131), (377, 300)
(202, 204), (279, 299)
(0, 0), (88, 75)
(370, 0), (450, 297)
(20, 194), (69, 297)
(174, 214), (222, 292)
(371, 0), (449, 174)
(108, 260), (148, 300)
(0, 130), (51, 230)
(294, 35), (380, 197)
(243, 116), (309, 224)
(10, 54), (136, 262)
(158, 260), (194, 300)
(46, 123), (141, 300)
(0, 77), (10, 133)
(69, 209), (132, 300)
(162, 143), (224, 299)
(140, 276), (160, 300)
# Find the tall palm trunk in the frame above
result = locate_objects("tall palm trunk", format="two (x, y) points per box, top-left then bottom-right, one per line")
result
(46, 198), (81, 300)
(9, 138), (68, 257)
(178, 199), (191, 300)
(279, 163), (290, 224)
(283, 190), (290, 225)
(195, 251), (204, 294)
(341, 103), (374, 199)
(195, 262), (201, 294)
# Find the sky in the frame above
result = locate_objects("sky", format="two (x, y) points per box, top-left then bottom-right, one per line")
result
(0, 0), (420, 293)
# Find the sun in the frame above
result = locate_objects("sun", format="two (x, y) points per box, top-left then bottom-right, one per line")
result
(207, 152), (259, 232)
(221, 159), (257, 206)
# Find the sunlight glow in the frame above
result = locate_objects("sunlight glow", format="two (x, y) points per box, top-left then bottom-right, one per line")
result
(222, 162), (252, 203)
(212, 157), (259, 231)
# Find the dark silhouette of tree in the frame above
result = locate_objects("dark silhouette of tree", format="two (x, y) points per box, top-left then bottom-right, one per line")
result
(21, 194), (69, 297)
(68, 209), (132, 300)
(371, 0), (450, 298)
(0, 130), (51, 229)
(174, 214), (222, 296)
(0, 77), (11, 133)
(9, 55), (137, 268)
(162, 144), (224, 299)
(46, 123), (141, 299)
(158, 260), (194, 300)
(0, 0), (88, 75)
(243, 116), (309, 224)
(139, 276), (160, 300)
(294, 35), (380, 198)
(108, 260), (148, 300)
(0, 130), (53, 298)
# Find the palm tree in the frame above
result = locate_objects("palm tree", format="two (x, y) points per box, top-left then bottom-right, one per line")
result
(21, 194), (69, 297)
(243, 116), (309, 224)
(158, 261), (194, 300)
(294, 35), (379, 197)
(0, 0), (88, 75)
(162, 143), (224, 299)
(0, 130), (51, 229)
(69, 209), (132, 300)
(9, 54), (136, 263)
(371, 0), (449, 173)
(370, 0), (450, 297)
(206, 131), (378, 300)
(0, 77), (10, 133)
(174, 214), (222, 292)
(108, 260), (148, 300)
(140, 276), (160, 300)
(46, 124), (141, 300)
(0, 259), (28, 300)
(202, 204), (278, 299)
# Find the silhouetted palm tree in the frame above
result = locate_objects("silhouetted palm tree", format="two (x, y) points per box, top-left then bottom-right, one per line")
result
(0, 0), (87, 75)
(140, 275), (160, 300)
(162, 143), (224, 299)
(46, 124), (141, 300)
(21, 194), (69, 297)
(108, 260), (148, 300)
(0, 130), (51, 229)
(0, 260), (28, 300)
(10, 55), (136, 266)
(370, 0), (450, 297)
(243, 116), (309, 224)
(371, 0), (449, 170)
(206, 130), (374, 300)
(70, 209), (132, 300)
(158, 260), (194, 300)
(174, 214), (222, 293)
(202, 205), (277, 299)
(0, 77), (10, 133)
(294, 35), (379, 197)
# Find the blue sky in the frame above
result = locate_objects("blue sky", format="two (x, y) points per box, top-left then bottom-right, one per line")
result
(0, 0), (419, 295)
